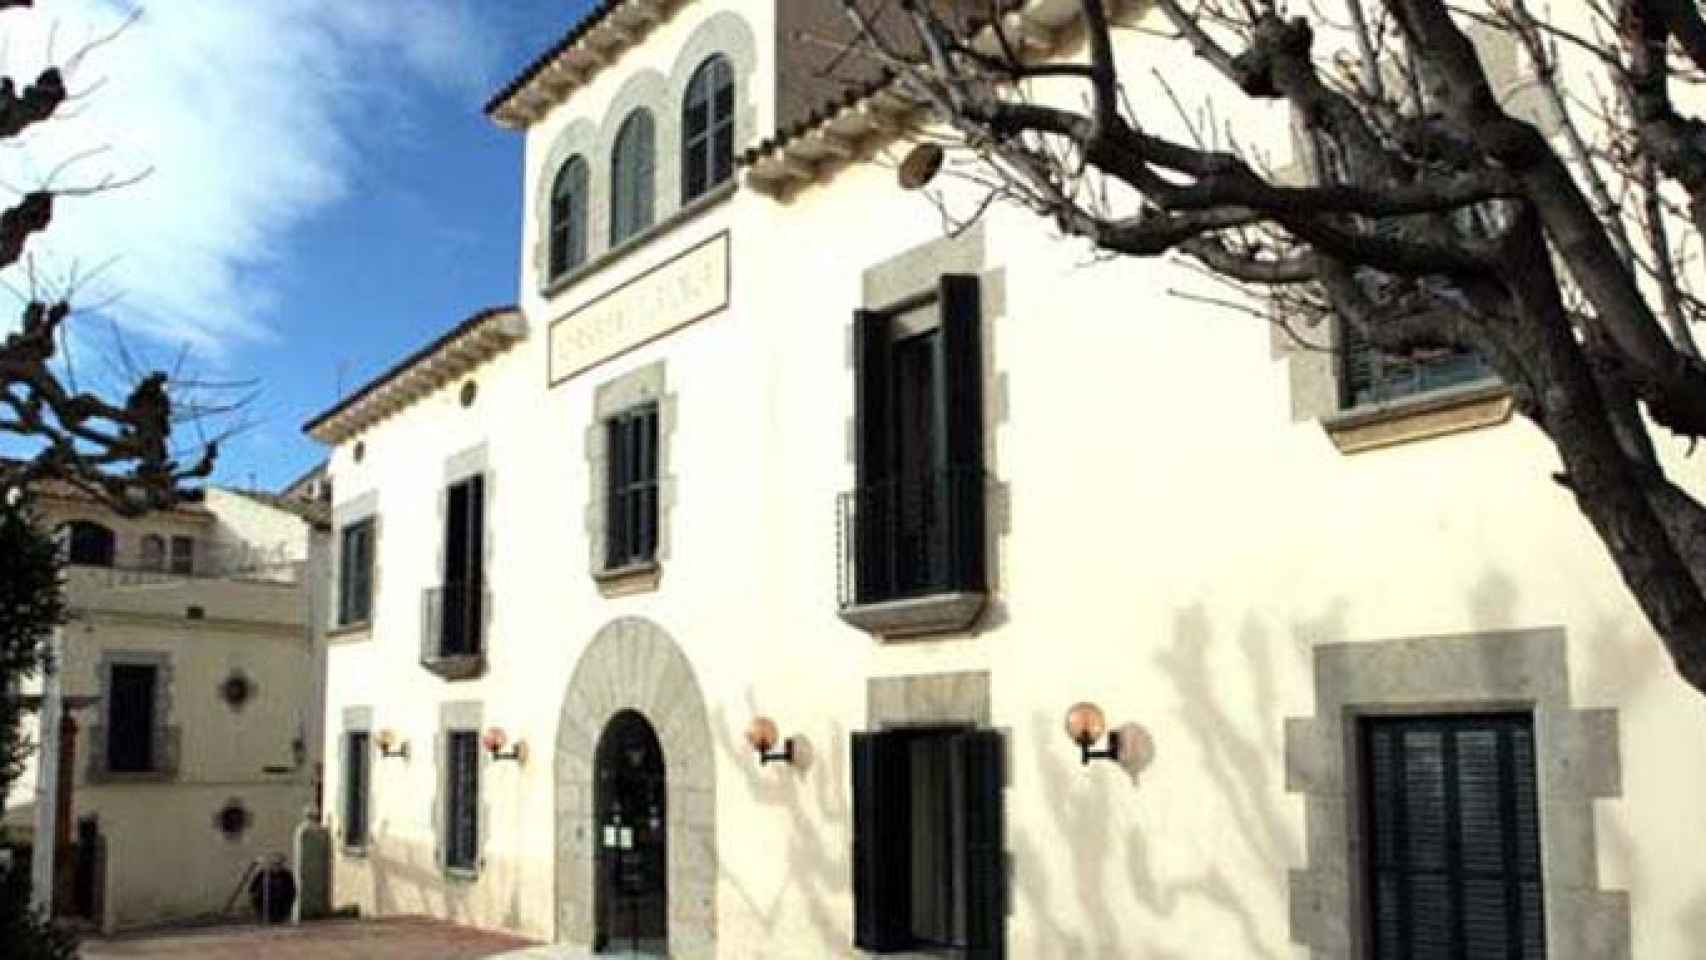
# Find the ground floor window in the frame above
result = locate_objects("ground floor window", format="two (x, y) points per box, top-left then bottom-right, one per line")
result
(1361, 713), (1545, 959)
(445, 730), (479, 871)
(343, 731), (370, 850)
(851, 727), (1003, 957)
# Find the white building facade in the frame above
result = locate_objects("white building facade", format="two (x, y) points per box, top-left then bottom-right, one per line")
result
(307, 2), (1706, 957)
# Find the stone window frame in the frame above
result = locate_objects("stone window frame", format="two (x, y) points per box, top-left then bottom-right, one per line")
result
(433, 699), (488, 881)
(586, 361), (676, 598)
(840, 223), (1012, 640)
(87, 650), (179, 783)
(328, 490), (380, 640)
(1285, 627), (1629, 959)
(338, 705), (374, 857)
(425, 445), (494, 681)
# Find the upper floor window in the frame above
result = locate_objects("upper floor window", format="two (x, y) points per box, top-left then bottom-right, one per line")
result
(605, 404), (659, 570)
(844, 276), (986, 608)
(1341, 317), (1493, 409)
(337, 519), (375, 627)
(682, 55), (734, 203)
(427, 474), (485, 668)
(611, 109), (656, 245)
(549, 155), (589, 280)
(65, 520), (116, 567)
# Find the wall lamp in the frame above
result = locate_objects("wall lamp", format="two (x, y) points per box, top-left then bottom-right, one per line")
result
(482, 727), (527, 764)
(1064, 702), (1122, 766)
(375, 728), (410, 760)
(745, 716), (795, 766)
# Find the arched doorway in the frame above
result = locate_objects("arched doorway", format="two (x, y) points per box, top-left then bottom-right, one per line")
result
(555, 617), (717, 952)
(593, 709), (667, 954)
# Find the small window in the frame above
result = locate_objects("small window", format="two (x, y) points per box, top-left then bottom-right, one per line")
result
(445, 730), (480, 871)
(1340, 317), (1493, 409)
(548, 156), (589, 280)
(338, 519), (376, 627)
(169, 535), (194, 575)
(611, 109), (656, 245)
(682, 55), (735, 203)
(139, 534), (166, 571)
(107, 664), (159, 773)
(344, 731), (370, 850)
(65, 521), (116, 567)
(605, 404), (659, 570)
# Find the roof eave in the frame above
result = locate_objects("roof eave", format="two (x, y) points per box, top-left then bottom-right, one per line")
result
(303, 308), (528, 447)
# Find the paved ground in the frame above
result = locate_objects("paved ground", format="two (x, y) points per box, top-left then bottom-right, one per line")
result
(80, 917), (542, 960)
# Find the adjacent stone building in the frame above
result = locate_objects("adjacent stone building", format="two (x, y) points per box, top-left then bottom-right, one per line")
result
(5, 482), (329, 932)
(306, 1), (1706, 957)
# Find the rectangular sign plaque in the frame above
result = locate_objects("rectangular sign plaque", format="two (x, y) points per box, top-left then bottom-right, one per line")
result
(548, 231), (730, 386)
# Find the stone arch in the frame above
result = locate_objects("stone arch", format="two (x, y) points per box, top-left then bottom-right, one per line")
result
(554, 616), (716, 953)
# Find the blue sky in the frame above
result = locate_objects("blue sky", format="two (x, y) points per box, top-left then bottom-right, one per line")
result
(0, 1), (596, 489)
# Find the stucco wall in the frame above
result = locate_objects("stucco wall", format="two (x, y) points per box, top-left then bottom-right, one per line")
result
(317, 2), (1706, 957)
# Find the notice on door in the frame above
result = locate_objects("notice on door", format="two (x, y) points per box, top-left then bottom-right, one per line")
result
(548, 231), (730, 386)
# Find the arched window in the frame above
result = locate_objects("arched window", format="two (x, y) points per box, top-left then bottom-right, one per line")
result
(682, 55), (735, 203)
(65, 520), (116, 567)
(610, 109), (655, 245)
(139, 534), (166, 571)
(549, 156), (589, 280)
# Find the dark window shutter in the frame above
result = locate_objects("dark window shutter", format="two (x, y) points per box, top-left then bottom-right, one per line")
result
(447, 731), (480, 869)
(466, 475), (485, 654)
(938, 274), (986, 592)
(107, 665), (157, 772)
(957, 730), (1005, 959)
(854, 310), (894, 604)
(1363, 715), (1545, 960)
(851, 731), (911, 952)
(345, 732), (369, 847)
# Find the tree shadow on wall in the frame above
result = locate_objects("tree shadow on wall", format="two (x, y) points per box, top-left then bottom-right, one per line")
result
(708, 694), (852, 955)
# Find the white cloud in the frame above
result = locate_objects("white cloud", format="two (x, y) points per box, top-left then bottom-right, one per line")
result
(0, 0), (507, 355)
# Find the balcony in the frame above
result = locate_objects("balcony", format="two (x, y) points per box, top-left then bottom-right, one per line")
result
(421, 583), (487, 680)
(837, 466), (988, 640)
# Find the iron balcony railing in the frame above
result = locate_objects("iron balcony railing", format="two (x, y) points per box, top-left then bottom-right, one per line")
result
(422, 582), (488, 666)
(837, 465), (988, 609)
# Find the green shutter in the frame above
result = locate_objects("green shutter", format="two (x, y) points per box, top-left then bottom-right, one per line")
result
(957, 730), (1005, 959)
(851, 731), (911, 952)
(938, 274), (986, 592)
(854, 310), (895, 604)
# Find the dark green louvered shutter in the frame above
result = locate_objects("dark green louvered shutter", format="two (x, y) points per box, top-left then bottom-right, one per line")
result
(851, 731), (910, 951)
(938, 274), (986, 592)
(345, 732), (369, 848)
(1363, 715), (1545, 960)
(957, 729), (1005, 958)
(446, 731), (480, 870)
(854, 310), (894, 604)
